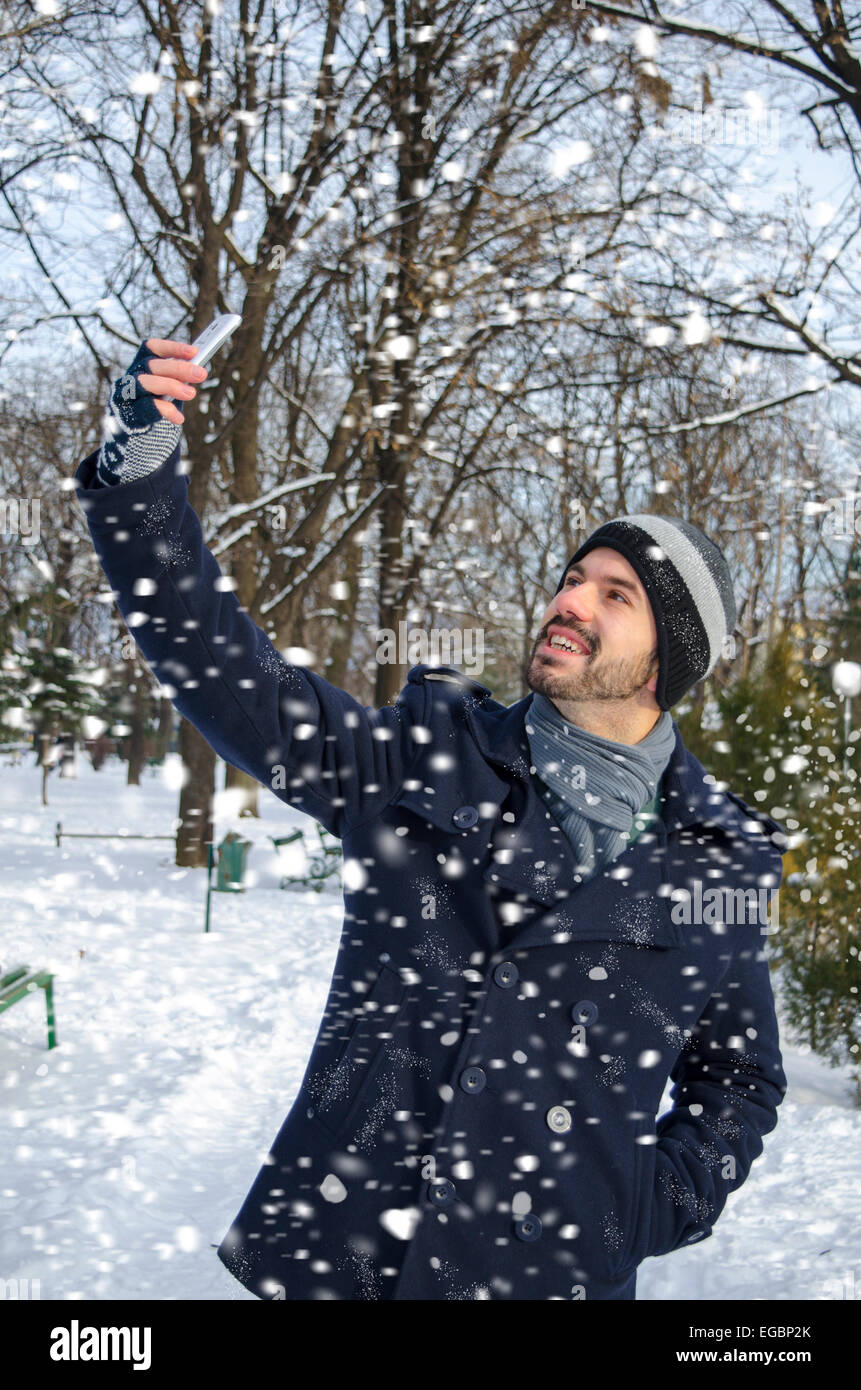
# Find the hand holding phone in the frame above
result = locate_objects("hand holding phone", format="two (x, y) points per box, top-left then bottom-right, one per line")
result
(189, 313), (242, 368)
(137, 315), (242, 426)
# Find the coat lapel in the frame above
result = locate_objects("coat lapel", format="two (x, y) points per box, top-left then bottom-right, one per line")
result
(397, 667), (786, 953)
(446, 692), (672, 948)
(459, 686), (785, 951)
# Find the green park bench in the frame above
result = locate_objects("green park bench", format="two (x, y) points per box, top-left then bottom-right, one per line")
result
(204, 825), (342, 930)
(0, 964), (57, 1049)
(270, 823), (341, 893)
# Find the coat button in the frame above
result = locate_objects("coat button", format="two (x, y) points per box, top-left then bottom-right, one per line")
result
(571, 999), (598, 1026)
(546, 1104), (572, 1133)
(452, 804), (479, 829)
(459, 1066), (486, 1093)
(427, 1178), (456, 1206)
(513, 1215), (542, 1242)
(493, 962), (519, 989)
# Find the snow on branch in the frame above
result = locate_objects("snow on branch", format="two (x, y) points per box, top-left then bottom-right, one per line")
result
(204, 472), (336, 543)
(616, 379), (831, 443)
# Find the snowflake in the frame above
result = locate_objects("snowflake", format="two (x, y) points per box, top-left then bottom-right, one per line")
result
(428, 1256), (490, 1300)
(335, 1244), (382, 1300)
(597, 1054), (625, 1088)
(136, 495), (172, 535)
(656, 1164), (712, 1222)
(256, 644), (296, 682)
(153, 534), (194, 570)
(411, 931), (467, 975)
(352, 1045), (432, 1152)
(602, 1210), (624, 1253)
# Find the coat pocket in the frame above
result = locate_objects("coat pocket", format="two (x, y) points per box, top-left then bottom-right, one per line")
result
(610, 1132), (659, 1280)
(546, 888), (685, 953)
(308, 961), (407, 1142)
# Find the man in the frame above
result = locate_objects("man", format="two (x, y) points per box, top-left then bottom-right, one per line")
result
(74, 338), (789, 1301)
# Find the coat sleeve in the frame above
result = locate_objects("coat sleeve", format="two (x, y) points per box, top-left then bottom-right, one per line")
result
(73, 439), (426, 838)
(645, 863), (788, 1260)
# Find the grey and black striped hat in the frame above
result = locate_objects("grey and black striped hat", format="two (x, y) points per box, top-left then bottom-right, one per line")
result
(555, 515), (737, 711)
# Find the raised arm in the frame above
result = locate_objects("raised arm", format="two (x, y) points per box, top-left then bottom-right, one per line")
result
(74, 338), (424, 838)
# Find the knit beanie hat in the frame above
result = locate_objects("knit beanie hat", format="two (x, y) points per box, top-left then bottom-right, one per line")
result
(555, 514), (737, 711)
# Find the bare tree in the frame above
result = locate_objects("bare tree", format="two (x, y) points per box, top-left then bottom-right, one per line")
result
(583, 1), (861, 394)
(2, 0), (846, 858)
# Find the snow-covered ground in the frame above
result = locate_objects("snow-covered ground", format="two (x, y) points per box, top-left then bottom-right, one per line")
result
(1, 756), (857, 1301)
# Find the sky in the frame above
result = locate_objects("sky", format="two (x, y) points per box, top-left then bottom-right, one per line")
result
(0, 12), (857, 384)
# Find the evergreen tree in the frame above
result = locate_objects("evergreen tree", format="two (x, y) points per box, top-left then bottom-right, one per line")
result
(679, 631), (861, 1102)
(0, 647), (31, 745)
(5, 638), (104, 805)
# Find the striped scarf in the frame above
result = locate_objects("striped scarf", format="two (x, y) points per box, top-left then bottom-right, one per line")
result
(524, 691), (676, 882)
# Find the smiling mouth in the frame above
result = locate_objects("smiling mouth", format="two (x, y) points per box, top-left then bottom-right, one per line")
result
(540, 632), (592, 657)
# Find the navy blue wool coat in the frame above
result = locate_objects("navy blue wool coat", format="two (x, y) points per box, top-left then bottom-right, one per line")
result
(74, 442), (789, 1302)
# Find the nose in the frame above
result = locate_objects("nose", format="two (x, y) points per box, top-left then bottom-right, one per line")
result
(554, 578), (596, 626)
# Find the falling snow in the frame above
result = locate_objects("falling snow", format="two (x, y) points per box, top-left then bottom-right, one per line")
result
(1, 749), (858, 1300)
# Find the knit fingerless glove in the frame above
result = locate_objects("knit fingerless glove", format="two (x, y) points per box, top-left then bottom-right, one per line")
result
(96, 339), (183, 487)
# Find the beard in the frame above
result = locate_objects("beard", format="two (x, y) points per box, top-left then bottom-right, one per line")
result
(523, 630), (659, 703)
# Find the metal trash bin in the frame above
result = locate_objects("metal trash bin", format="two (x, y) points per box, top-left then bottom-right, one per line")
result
(216, 831), (251, 892)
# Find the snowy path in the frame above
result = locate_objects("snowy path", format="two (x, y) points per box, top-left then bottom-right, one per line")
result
(0, 758), (857, 1301)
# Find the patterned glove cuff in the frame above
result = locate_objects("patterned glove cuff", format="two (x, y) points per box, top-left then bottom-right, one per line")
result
(97, 415), (183, 486)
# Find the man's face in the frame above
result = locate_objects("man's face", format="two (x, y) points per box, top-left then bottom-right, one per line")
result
(524, 547), (659, 705)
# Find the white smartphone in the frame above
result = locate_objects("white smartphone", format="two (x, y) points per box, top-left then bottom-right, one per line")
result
(189, 313), (242, 368)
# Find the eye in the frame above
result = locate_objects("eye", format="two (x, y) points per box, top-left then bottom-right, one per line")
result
(565, 575), (628, 604)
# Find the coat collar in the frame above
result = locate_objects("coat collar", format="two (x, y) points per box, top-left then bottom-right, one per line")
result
(406, 663), (786, 845)
(401, 665), (787, 947)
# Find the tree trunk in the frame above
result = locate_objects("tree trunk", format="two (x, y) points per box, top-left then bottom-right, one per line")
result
(326, 541), (362, 690)
(224, 762), (260, 817)
(33, 722), (47, 767)
(154, 697), (174, 761)
(172, 289), (221, 866)
(39, 719), (57, 807)
(373, 441), (413, 708)
(809, 916), (819, 1054)
(221, 319), (264, 820)
(175, 718), (216, 867)
(126, 670), (149, 787)
(687, 680), (707, 732)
